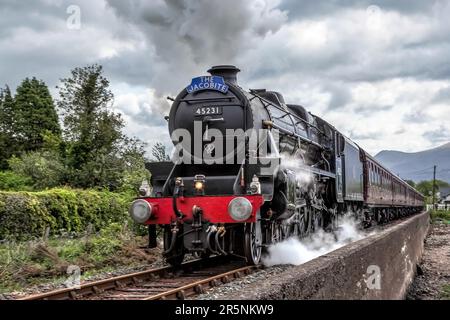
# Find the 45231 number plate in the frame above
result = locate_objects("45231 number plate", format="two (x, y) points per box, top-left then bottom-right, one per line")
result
(194, 106), (223, 116)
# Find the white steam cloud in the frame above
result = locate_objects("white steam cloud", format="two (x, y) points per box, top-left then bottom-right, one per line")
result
(264, 153), (371, 267)
(262, 215), (371, 266)
(279, 152), (314, 186)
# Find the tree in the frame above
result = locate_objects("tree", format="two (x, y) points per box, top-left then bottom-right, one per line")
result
(118, 137), (150, 192)
(14, 78), (61, 152)
(0, 86), (16, 169)
(151, 142), (170, 162)
(57, 64), (147, 189)
(416, 179), (450, 203)
(405, 180), (416, 188)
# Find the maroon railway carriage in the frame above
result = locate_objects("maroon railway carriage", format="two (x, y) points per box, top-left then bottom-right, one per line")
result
(361, 151), (424, 222)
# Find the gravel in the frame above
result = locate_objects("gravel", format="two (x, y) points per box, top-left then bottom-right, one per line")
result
(407, 221), (450, 300)
(193, 265), (293, 300)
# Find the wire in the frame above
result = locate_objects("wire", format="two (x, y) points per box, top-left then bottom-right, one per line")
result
(399, 166), (435, 175)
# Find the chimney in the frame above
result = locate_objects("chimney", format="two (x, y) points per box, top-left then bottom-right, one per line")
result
(207, 65), (240, 85)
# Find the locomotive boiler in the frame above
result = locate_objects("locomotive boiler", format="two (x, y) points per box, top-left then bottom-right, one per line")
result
(129, 65), (424, 266)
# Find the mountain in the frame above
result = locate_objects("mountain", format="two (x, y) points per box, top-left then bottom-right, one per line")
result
(374, 142), (450, 183)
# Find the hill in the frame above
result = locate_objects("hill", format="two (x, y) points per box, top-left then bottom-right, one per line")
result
(374, 142), (450, 183)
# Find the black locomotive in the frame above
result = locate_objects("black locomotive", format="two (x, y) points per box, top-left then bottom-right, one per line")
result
(129, 65), (424, 266)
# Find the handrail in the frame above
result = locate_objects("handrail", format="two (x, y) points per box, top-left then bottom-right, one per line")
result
(248, 91), (328, 138)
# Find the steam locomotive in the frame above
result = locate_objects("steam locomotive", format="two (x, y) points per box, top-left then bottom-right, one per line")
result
(129, 66), (424, 266)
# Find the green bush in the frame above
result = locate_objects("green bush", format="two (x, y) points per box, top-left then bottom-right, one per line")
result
(0, 171), (33, 191)
(431, 210), (450, 223)
(0, 188), (133, 241)
(8, 150), (66, 190)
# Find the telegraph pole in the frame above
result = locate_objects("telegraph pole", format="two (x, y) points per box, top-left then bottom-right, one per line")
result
(432, 165), (437, 210)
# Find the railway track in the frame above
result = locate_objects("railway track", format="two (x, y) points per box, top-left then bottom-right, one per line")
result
(19, 256), (259, 300)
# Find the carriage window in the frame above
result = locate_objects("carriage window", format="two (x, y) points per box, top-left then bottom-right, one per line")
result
(378, 170), (381, 187)
(371, 166), (374, 184)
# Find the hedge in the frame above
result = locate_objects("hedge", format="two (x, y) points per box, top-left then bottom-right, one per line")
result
(0, 188), (133, 241)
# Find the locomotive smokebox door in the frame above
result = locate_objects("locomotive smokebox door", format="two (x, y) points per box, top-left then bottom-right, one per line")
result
(169, 65), (251, 165)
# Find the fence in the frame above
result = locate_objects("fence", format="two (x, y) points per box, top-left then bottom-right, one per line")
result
(426, 204), (450, 211)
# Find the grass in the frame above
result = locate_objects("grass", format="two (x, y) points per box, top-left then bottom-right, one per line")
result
(440, 284), (450, 300)
(430, 210), (450, 224)
(0, 223), (161, 294)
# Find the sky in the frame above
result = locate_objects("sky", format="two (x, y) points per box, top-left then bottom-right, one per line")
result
(1, 0), (449, 156)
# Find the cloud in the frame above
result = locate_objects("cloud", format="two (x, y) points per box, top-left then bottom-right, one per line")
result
(423, 126), (450, 143)
(0, 0), (140, 88)
(280, 0), (435, 19)
(0, 0), (449, 155)
(112, 84), (172, 153)
(432, 86), (450, 103)
(240, 5), (449, 83)
(404, 110), (433, 124)
(323, 82), (353, 110)
(106, 0), (288, 92)
(354, 105), (393, 116)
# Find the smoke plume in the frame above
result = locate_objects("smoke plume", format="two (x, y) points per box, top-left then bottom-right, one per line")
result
(106, 0), (287, 93)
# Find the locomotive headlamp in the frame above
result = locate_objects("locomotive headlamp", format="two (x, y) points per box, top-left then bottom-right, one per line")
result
(249, 175), (261, 194)
(195, 181), (204, 190)
(194, 175), (206, 195)
(228, 197), (253, 221)
(129, 200), (152, 224)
